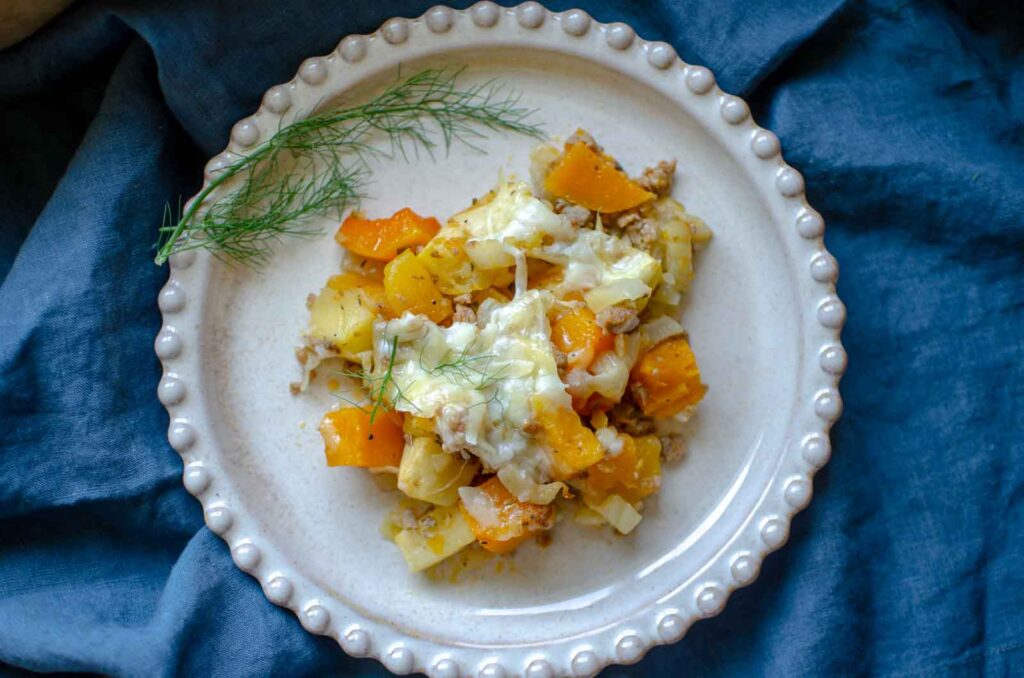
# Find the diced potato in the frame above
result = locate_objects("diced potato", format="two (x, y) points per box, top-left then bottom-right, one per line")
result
(418, 237), (513, 295)
(398, 437), (479, 506)
(327, 272), (390, 317)
(335, 207), (440, 261)
(689, 213), (713, 248)
(402, 415), (436, 438)
(393, 504), (476, 572)
(383, 250), (453, 323)
(308, 286), (379, 358)
(531, 396), (605, 480)
(630, 336), (707, 418)
(544, 139), (654, 212)
(458, 477), (554, 554)
(320, 408), (404, 469)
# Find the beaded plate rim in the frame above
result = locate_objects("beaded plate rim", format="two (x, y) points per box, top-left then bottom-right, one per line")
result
(155, 3), (846, 676)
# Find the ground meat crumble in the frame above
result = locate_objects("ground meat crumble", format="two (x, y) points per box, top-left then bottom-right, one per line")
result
(659, 433), (687, 462)
(596, 306), (640, 334)
(566, 129), (603, 152)
(609, 401), (656, 436)
(452, 304), (476, 324)
(553, 198), (592, 228)
(624, 217), (658, 251)
(635, 159), (676, 197)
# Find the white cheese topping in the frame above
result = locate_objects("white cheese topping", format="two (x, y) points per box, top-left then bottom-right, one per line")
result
(448, 180), (660, 310)
(371, 179), (663, 482)
(536, 229), (661, 305)
(453, 180), (575, 246)
(375, 290), (569, 476)
(595, 427), (625, 456)
(457, 485), (501, 529)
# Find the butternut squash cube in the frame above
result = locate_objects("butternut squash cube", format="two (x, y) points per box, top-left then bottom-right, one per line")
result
(458, 477), (554, 554)
(630, 337), (707, 418)
(531, 396), (605, 480)
(320, 408), (405, 469)
(544, 141), (654, 213)
(335, 207), (440, 261)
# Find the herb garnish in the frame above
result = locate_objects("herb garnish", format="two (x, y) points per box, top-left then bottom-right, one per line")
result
(420, 341), (507, 390)
(369, 336), (400, 425)
(335, 336), (510, 428)
(155, 67), (544, 266)
(336, 336), (407, 426)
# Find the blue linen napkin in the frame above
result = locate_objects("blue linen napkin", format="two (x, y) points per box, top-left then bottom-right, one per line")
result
(1, 1), (1022, 676)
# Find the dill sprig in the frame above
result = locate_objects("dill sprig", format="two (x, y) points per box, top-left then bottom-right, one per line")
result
(369, 336), (400, 425)
(155, 66), (544, 267)
(419, 342), (507, 390)
(336, 337), (508, 426)
(337, 336), (411, 425)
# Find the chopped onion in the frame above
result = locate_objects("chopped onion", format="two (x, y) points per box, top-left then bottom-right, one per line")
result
(565, 350), (632, 406)
(573, 505), (607, 527)
(293, 342), (340, 393)
(583, 279), (651, 313)
(497, 466), (565, 505)
(585, 494), (643, 534)
(529, 144), (560, 197)
(640, 316), (685, 349)
(651, 198), (694, 293)
(651, 282), (681, 306)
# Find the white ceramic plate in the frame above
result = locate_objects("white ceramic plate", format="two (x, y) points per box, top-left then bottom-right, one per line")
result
(155, 3), (846, 676)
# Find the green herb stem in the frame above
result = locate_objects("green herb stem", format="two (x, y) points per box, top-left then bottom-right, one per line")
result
(369, 336), (400, 425)
(155, 67), (544, 266)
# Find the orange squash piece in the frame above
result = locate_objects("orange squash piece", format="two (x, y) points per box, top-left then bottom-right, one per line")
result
(573, 393), (617, 417)
(531, 396), (605, 480)
(586, 434), (661, 502)
(458, 477), (554, 554)
(335, 207), (441, 261)
(630, 337), (707, 418)
(544, 141), (654, 213)
(383, 250), (453, 323)
(551, 306), (616, 370)
(327, 272), (391, 318)
(320, 407), (405, 468)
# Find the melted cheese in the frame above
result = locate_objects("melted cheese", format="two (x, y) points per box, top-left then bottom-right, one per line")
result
(375, 290), (569, 475)
(536, 229), (661, 303)
(447, 180), (660, 306)
(370, 179), (663, 482)
(452, 180), (574, 247)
